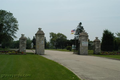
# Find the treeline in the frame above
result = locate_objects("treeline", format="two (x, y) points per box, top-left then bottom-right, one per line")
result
(101, 30), (120, 51)
(2, 30), (120, 52)
(7, 32), (75, 50)
(8, 37), (32, 49)
(1, 30), (120, 52)
(47, 32), (74, 49)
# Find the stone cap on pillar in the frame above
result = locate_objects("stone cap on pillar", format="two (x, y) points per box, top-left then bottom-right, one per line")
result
(79, 30), (88, 37)
(35, 28), (45, 35)
(94, 37), (100, 42)
(20, 34), (27, 40)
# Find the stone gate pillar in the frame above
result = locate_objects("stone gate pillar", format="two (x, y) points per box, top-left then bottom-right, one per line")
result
(19, 34), (27, 54)
(35, 28), (45, 55)
(94, 37), (101, 54)
(79, 30), (88, 55)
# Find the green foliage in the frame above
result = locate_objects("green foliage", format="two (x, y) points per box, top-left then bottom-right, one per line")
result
(10, 40), (19, 48)
(0, 54), (80, 80)
(88, 50), (94, 55)
(56, 33), (67, 49)
(88, 39), (94, 50)
(46, 41), (50, 49)
(50, 32), (57, 48)
(26, 37), (32, 49)
(50, 32), (67, 49)
(32, 36), (36, 49)
(93, 55), (120, 60)
(101, 30), (114, 51)
(114, 40), (119, 51)
(116, 32), (120, 39)
(0, 10), (19, 47)
(115, 32), (120, 49)
(44, 37), (48, 49)
(10, 37), (32, 49)
(66, 46), (72, 51)
(66, 39), (75, 46)
(0, 48), (9, 51)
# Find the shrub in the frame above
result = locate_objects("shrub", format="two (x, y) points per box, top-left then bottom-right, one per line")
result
(66, 46), (72, 51)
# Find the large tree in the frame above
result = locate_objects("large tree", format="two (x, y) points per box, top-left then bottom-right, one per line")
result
(50, 32), (67, 49)
(115, 32), (120, 50)
(56, 33), (67, 49)
(50, 32), (57, 48)
(0, 10), (19, 46)
(101, 30), (114, 51)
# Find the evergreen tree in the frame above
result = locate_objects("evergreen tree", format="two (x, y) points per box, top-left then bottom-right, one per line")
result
(101, 30), (114, 51)
(114, 40), (118, 51)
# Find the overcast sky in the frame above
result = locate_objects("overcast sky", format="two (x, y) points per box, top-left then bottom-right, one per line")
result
(1, 0), (120, 41)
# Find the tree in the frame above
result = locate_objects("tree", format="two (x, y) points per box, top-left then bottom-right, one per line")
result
(46, 41), (50, 49)
(116, 32), (120, 39)
(32, 36), (36, 49)
(88, 39), (94, 50)
(0, 10), (19, 47)
(101, 30), (114, 51)
(114, 40), (118, 51)
(50, 32), (57, 48)
(44, 37), (47, 49)
(115, 32), (120, 50)
(56, 33), (67, 49)
(10, 40), (19, 48)
(26, 37), (32, 49)
(50, 32), (67, 49)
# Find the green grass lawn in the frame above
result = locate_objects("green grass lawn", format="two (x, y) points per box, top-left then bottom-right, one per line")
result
(0, 53), (80, 80)
(93, 55), (120, 60)
(88, 50), (120, 60)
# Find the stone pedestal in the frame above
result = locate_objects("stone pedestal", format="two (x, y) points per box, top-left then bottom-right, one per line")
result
(19, 34), (27, 54)
(79, 30), (88, 55)
(94, 37), (101, 54)
(35, 28), (45, 55)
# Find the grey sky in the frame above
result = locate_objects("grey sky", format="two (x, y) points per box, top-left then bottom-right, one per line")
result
(1, 0), (120, 41)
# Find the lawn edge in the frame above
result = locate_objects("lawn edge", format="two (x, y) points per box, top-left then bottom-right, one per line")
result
(90, 55), (120, 61)
(41, 55), (82, 80)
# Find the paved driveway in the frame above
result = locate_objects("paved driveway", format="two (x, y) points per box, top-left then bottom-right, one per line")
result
(41, 50), (120, 80)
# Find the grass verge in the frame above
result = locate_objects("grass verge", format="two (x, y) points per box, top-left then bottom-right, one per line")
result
(92, 55), (120, 60)
(88, 50), (120, 60)
(0, 53), (80, 80)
